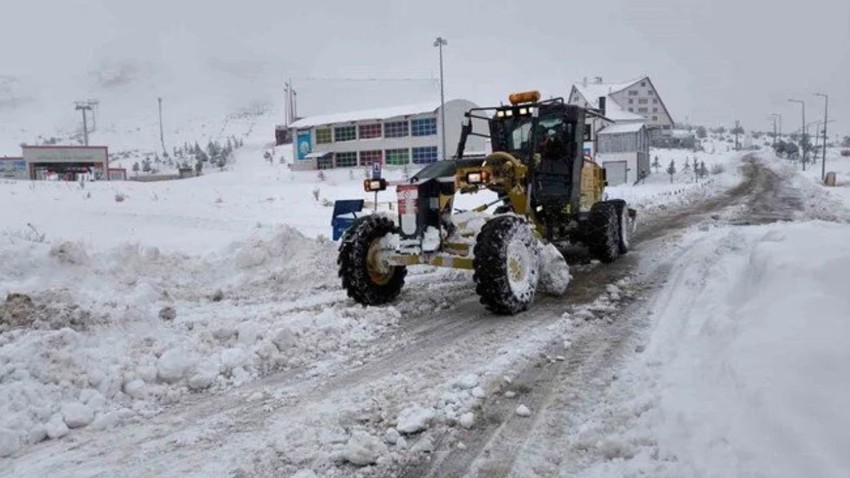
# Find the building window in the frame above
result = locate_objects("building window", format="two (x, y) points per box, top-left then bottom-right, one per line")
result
(334, 125), (356, 142)
(652, 116), (658, 121)
(652, 99), (658, 104)
(316, 128), (332, 144)
(628, 107), (634, 112)
(411, 117), (437, 136)
(628, 90), (639, 96)
(648, 90), (654, 96)
(653, 107), (658, 113)
(638, 98), (648, 105)
(638, 107), (648, 113)
(358, 123), (381, 139)
(335, 152), (358, 168)
(359, 150), (382, 166)
(385, 148), (410, 165)
(628, 99), (634, 104)
(384, 120), (409, 138)
(412, 146), (438, 164)
(641, 81), (646, 87)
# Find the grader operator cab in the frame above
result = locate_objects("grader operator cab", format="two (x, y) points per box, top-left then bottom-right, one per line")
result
(338, 90), (636, 314)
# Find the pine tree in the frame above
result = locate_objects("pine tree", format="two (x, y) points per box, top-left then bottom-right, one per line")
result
(652, 155), (661, 173)
(142, 159), (152, 174)
(699, 161), (708, 179)
(132, 162), (140, 175)
(666, 160), (676, 183)
(684, 158), (691, 172)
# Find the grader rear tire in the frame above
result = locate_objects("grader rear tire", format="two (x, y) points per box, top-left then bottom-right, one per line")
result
(338, 215), (406, 306)
(473, 216), (541, 315)
(607, 199), (631, 254)
(588, 202), (621, 263)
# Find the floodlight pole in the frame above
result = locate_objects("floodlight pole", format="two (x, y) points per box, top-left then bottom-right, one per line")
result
(158, 97), (166, 154)
(815, 93), (828, 181)
(434, 37), (448, 160)
(788, 99), (806, 170)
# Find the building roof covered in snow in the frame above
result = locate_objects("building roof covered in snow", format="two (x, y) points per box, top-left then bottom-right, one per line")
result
(568, 76), (674, 129)
(598, 122), (646, 135)
(289, 102), (443, 129)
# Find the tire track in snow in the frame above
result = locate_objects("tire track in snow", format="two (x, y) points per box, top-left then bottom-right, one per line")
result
(394, 156), (793, 478)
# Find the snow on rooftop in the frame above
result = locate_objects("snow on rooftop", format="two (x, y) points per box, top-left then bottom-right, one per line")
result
(289, 101), (442, 129)
(573, 78), (642, 108)
(598, 122), (645, 135)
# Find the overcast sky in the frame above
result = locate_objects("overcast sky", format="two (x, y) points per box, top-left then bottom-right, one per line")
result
(2, 0), (849, 136)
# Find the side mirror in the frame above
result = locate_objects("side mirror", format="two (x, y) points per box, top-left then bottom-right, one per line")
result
(364, 178), (388, 192)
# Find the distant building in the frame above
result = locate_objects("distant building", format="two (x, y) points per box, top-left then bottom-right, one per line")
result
(652, 129), (697, 149)
(568, 76), (674, 131)
(596, 123), (651, 186)
(287, 100), (483, 170)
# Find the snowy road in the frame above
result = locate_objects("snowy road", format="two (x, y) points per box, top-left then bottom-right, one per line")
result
(3, 155), (841, 478)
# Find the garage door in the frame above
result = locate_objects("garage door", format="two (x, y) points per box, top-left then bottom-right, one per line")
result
(603, 161), (628, 186)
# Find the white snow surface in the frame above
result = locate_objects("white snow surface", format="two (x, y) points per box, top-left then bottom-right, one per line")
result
(0, 118), (748, 474)
(396, 405), (436, 434)
(577, 219), (850, 478)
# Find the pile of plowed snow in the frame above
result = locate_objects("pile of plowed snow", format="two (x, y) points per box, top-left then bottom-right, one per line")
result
(0, 226), (401, 456)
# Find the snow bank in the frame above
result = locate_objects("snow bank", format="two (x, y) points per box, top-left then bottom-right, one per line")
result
(578, 221), (850, 477)
(0, 226), (403, 451)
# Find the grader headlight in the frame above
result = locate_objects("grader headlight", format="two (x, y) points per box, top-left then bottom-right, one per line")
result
(466, 170), (491, 185)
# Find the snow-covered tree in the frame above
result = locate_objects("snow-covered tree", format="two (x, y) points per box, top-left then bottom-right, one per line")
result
(132, 162), (140, 175)
(142, 159), (152, 174)
(652, 156), (661, 173)
(666, 160), (676, 183)
(696, 126), (707, 139)
(842, 136), (850, 148)
(684, 158), (691, 172)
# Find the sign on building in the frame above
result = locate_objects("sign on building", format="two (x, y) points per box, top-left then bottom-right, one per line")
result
(296, 131), (312, 160)
(0, 158), (27, 179)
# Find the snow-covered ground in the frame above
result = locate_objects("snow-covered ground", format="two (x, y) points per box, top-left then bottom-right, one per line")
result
(8, 99), (844, 478)
(0, 128), (745, 468)
(576, 220), (850, 478)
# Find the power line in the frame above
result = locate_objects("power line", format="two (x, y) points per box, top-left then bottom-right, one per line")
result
(295, 76), (437, 83)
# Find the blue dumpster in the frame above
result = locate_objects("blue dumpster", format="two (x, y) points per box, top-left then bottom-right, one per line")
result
(331, 199), (365, 240)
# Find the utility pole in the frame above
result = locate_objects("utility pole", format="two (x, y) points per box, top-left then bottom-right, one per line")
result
(788, 99), (806, 170)
(768, 114), (780, 149)
(433, 36), (448, 160)
(75, 102), (92, 146)
(815, 93), (829, 181)
(288, 78), (295, 126)
(158, 97), (166, 154)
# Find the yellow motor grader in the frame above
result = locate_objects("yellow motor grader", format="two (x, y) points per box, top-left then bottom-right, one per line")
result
(338, 90), (636, 314)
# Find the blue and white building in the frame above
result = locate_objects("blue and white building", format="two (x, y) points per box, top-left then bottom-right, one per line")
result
(288, 99), (483, 170)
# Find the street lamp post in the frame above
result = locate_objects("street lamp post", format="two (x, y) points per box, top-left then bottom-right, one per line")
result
(433, 36), (448, 160)
(815, 93), (829, 181)
(788, 99), (806, 170)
